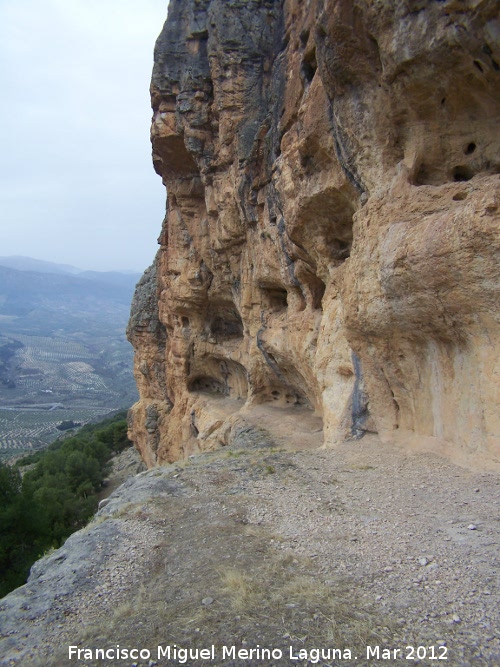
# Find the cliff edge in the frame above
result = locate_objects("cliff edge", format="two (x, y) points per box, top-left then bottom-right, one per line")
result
(127, 0), (500, 468)
(1, 426), (499, 665)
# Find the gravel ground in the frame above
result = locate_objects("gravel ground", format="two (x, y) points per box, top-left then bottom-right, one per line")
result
(0, 419), (498, 667)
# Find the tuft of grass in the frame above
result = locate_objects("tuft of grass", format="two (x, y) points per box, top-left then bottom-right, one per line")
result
(107, 501), (142, 519)
(112, 601), (134, 622)
(219, 568), (256, 611)
(224, 449), (247, 458)
(215, 560), (385, 647)
(81, 514), (110, 532)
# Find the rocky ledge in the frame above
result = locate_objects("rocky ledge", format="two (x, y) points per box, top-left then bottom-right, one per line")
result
(0, 424), (499, 666)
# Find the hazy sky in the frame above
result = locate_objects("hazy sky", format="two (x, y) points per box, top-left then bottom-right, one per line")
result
(0, 0), (169, 273)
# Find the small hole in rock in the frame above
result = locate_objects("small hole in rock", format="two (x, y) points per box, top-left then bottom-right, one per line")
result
(301, 49), (317, 83)
(181, 317), (190, 327)
(189, 376), (227, 395)
(465, 142), (476, 155)
(299, 29), (309, 46)
(453, 166), (474, 182)
(453, 192), (468, 201)
(260, 285), (288, 312)
(209, 313), (243, 340)
(473, 60), (484, 72)
(415, 164), (432, 186)
(333, 241), (351, 262)
(312, 280), (326, 310)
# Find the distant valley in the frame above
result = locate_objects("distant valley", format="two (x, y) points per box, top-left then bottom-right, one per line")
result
(0, 257), (142, 459)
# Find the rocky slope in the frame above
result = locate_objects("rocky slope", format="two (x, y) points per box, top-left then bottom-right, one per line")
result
(127, 0), (500, 468)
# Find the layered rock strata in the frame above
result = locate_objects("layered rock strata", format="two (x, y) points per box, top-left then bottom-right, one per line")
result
(128, 0), (500, 467)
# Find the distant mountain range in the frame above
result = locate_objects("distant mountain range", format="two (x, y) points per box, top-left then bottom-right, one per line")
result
(0, 255), (141, 287)
(0, 258), (141, 335)
(0, 256), (82, 275)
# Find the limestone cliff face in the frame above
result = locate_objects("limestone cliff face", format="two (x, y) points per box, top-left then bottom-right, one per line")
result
(128, 0), (500, 467)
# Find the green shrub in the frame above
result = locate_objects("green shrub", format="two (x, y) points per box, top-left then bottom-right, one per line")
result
(0, 411), (133, 597)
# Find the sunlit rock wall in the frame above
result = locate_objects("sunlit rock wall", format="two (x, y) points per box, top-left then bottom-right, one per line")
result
(128, 0), (500, 468)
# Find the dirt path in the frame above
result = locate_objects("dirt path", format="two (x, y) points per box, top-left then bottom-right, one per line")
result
(0, 418), (498, 667)
(241, 404), (324, 450)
